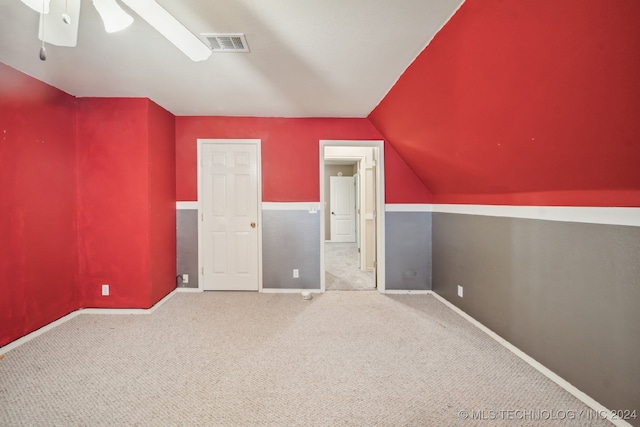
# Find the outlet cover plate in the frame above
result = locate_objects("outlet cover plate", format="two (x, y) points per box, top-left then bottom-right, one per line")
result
(102, 284), (109, 296)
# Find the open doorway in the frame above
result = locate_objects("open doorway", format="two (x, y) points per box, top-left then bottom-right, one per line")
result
(319, 141), (385, 292)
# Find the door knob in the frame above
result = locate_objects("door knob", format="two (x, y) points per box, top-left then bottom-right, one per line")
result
(250, 222), (256, 228)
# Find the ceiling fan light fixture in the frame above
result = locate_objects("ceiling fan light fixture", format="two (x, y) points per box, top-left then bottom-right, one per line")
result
(121, 0), (211, 62)
(92, 0), (133, 33)
(20, 0), (51, 14)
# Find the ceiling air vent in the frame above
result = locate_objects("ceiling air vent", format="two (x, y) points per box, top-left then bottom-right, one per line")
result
(202, 33), (250, 53)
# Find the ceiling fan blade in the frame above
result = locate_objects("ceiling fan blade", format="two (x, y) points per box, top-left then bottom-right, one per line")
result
(120, 0), (211, 62)
(39, 0), (81, 47)
(92, 0), (133, 33)
(20, 0), (51, 14)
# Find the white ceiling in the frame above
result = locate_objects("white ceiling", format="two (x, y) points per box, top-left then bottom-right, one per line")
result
(0, 0), (463, 117)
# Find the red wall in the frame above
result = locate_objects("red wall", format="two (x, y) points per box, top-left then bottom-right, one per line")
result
(369, 0), (640, 206)
(0, 63), (79, 346)
(148, 102), (177, 306)
(76, 98), (151, 308)
(176, 116), (432, 203)
(77, 98), (176, 309)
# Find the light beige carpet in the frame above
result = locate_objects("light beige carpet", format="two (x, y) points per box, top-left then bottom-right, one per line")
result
(0, 292), (613, 426)
(325, 242), (375, 290)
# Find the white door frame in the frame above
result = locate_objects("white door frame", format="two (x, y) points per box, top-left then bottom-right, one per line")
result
(320, 140), (385, 293)
(197, 139), (263, 292)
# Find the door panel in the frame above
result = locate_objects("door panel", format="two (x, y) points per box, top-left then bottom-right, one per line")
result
(201, 143), (259, 291)
(330, 176), (356, 242)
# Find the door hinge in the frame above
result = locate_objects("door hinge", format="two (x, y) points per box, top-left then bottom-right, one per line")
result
(358, 247), (361, 253)
(373, 261), (377, 268)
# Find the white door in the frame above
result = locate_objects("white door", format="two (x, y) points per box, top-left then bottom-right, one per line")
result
(200, 142), (259, 291)
(330, 176), (356, 242)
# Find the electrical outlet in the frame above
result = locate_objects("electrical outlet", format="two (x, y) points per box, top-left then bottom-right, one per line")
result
(102, 284), (110, 296)
(182, 274), (189, 284)
(293, 269), (299, 278)
(457, 285), (463, 298)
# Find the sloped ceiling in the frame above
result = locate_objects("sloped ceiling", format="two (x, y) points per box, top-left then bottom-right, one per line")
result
(369, 0), (640, 206)
(0, 0), (462, 117)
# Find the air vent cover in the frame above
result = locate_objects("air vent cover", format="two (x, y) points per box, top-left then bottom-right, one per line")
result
(202, 33), (250, 52)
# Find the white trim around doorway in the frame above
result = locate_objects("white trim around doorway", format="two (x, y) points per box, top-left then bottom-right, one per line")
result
(319, 140), (386, 293)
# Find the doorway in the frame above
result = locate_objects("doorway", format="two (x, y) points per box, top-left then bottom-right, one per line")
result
(197, 139), (262, 291)
(320, 140), (385, 292)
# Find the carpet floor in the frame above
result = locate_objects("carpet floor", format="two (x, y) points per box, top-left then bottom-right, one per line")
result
(325, 242), (375, 291)
(0, 292), (612, 426)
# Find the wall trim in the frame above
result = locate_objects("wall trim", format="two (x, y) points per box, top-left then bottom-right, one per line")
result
(432, 204), (640, 227)
(429, 291), (632, 427)
(262, 202), (321, 211)
(385, 203), (640, 227)
(81, 289), (175, 315)
(385, 204), (433, 212)
(0, 290), (178, 356)
(176, 201), (198, 210)
(0, 311), (82, 355)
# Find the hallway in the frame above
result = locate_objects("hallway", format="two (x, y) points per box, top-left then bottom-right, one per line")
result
(324, 242), (375, 290)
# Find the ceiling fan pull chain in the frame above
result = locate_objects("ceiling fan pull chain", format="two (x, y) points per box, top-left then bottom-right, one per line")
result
(62, 0), (71, 24)
(39, 0), (47, 61)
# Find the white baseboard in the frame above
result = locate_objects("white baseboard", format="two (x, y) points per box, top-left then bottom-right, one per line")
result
(429, 291), (632, 427)
(176, 287), (203, 293)
(0, 311), (82, 355)
(0, 290), (178, 355)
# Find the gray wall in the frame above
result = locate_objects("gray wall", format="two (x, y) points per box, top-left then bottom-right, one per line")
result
(385, 212), (432, 290)
(176, 206), (435, 292)
(176, 208), (322, 290)
(262, 210), (321, 289)
(176, 209), (198, 289)
(432, 213), (640, 421)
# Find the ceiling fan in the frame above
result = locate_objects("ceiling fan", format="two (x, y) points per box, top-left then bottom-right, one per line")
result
(21, 0), (212, 62)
